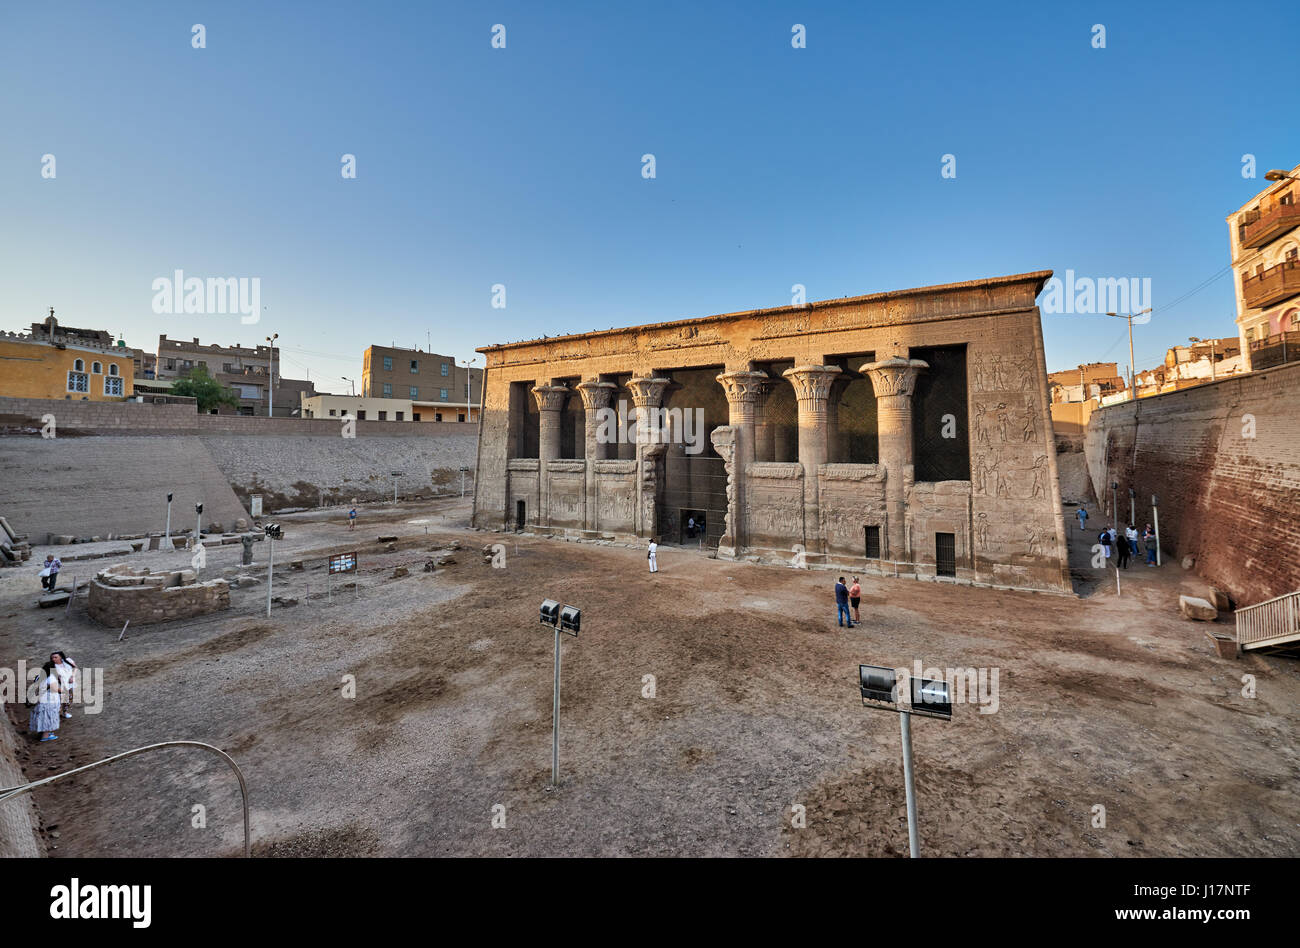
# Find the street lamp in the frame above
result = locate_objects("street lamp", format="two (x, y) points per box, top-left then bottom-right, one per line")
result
(539, 600), (580, 788)
(1106, 308), (1151, 401)
(265, 333), (279, 417)
(461, 357), (478, 421)
(1264, 169), (1299, 182)
(341, 376), (355, 396)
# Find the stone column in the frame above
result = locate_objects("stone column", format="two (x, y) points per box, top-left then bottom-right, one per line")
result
(715, 370), (768, 551)
(781, 365), (842, 552)
(627, 377), (671, 538)
(861, 358), (927, 561)
(576, 380), (616, 532)
(532, 383), (570, 527)
(753, 379), (777, 462)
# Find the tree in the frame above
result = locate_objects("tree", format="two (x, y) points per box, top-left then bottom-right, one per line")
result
(171, 364), (239, 413)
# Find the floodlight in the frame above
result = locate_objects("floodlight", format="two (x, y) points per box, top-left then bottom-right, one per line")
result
(859, 664), (899, 707)
(167, 493), (173, 502)
(540, 599), (560, 627)
(195, 502), (204, 514)
(559, 605), (580, 635)
(264, 522), (282, 540)
(910, 677), (953, 720)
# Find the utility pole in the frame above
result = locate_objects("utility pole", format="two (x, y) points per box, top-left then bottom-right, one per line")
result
(1108, 308), (1151, 400)
(265, 332), (279, 416)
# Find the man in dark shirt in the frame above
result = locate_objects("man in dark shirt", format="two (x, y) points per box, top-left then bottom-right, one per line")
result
(835, 577), (853, 628)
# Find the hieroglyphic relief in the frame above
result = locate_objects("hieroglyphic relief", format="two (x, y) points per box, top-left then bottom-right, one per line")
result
(971, 355), (1035, 394)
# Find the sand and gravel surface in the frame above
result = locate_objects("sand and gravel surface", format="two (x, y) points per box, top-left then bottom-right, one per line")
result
(2, 495), (1297, 857)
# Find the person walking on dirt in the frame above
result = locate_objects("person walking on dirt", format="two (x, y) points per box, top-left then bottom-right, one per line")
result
(1143, 524), (1157, 566)
(1099, 527), (1112, 563)
(39, 555), (61, 591)
(1076, 507), (1088, 532)
(835, 577), (852, 628)
(1116, 527), (1130, 569)
(348, 507), (357, 532)
(28, 661), (62, 742)
(647, 538), (658, 573)
(51, 651), (77, 720)
(849, 577), (862, 625)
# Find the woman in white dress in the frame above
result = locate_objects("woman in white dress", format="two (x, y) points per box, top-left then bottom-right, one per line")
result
(29, 661), (62, 742)
(51, 651), (77, 720)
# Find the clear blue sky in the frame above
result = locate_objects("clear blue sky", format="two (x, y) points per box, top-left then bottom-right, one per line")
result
(2, 1), (1296, 388)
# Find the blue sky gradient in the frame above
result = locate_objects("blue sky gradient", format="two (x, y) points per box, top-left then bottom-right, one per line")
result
(2, 1), (1297, 387)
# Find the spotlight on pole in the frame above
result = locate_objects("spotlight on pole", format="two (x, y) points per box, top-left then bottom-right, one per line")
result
(538, 599), (580, 790)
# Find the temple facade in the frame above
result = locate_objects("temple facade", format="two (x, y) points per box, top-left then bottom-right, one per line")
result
(472, 271), (1072, 592)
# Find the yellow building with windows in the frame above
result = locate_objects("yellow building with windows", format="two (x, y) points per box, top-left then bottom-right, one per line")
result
(0, 322), (135, 402)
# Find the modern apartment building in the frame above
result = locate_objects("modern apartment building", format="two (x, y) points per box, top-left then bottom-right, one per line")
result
(156, 335), (314, 415)
(361, 345), (482, 422)
(1228, 163), (1300, 370)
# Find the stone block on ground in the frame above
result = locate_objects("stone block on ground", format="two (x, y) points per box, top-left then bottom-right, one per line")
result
(392, 566), (409, 578)
(1208, 587), (1231, 611)
(1181, 555), (1195, 570)
(1179, 595), (1217, 621)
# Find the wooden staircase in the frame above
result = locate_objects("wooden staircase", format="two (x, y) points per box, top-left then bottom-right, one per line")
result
(1235, 590), (1300, 655)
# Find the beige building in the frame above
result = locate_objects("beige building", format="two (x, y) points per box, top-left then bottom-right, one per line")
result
(299, 392), (414, 421)
(1228, 164), (1300, 370)
(156, 335), (314, 415)
(473, 271), (1071, 593)
(361, 345), (481, 423)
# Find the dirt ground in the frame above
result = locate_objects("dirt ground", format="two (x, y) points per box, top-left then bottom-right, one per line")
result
(2, 492), (1297, 858)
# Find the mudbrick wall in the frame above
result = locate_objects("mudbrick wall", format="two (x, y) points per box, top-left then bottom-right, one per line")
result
(0, 396), (479, 539)
(0, 716), (43, 857)
(1083, 361), (1300, 606)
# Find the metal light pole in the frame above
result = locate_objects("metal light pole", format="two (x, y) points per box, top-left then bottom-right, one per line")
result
(899, 711), (919, 858)
(550, 623), (562, 784)
(265, 333), (279, 417)
(164, 492), (173, 547)
(1152, 494), (1162, 567)
(265, 534), (274, 617)
(1128, 488), (1135, 528)
(342, 376), (355, 396)
(461, 357), (478, 422)
(1108, 308), (1151, 400)
(195, 502), (203, 543)
(1110, 481), (1118, 525)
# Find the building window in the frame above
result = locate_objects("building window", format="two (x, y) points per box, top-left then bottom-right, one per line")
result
(357, 410), (366, 420)
(383, 356), (393, 371)
(396, 411), (404, 421)
(108, 364), (119, 376)
(378, 411), (387, 421)
(441, 363), (449, 376)
(458, 413), (466, 422)
(104, 376), (124, 397)
(67, 371), (89, 393)
(382, 383), (392, 397)
(92, 361), (102, 374)
(864, 526), (881, 559)
(413, 412), (421, 421)
(434, 412), (443, 422)
(329, 409), (336, 416)
(74, 359), (84, 372)
(440, 388), (448, 400)
(410, 360), (419, 373)
(224, 363), (235, 373)
(409, 386), (418, 398)
(165, 359), (176, 371)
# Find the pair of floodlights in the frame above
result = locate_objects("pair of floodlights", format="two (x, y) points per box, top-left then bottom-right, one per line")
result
(858, 665), (952, 720)
(539, 599), (580, 635)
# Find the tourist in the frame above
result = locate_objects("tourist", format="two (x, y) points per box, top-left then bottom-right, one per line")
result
(1099, 528), (1112, 563)
(687, 516), (696, 540)
(1143, 524), (1157, 566)
(849, 577), (862, 625)
(835, 576), (852, 628)
(51, 651), (77, 720)
(28, 661), (62, 742)
(1117, 527), (1130, 569)
(1076, 507), (1088, 532)
(348, 507), (357, 532)
(40, 554), (61, 591)
(1125, 524), (1139, 560)
(647, 537), (659, 573)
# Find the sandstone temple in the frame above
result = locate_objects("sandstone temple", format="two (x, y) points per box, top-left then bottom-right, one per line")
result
(473, 271), (1072, 592)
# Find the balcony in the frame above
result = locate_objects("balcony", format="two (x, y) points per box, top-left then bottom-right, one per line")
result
(1248, 331), (1300, 370)
(1241, 259), (1300, 309)
(1240, 201), (1300, 248)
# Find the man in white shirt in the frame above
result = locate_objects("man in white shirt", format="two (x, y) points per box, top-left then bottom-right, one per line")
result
(647, 538), (658, 573)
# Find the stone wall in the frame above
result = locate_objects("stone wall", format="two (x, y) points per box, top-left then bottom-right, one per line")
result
(0, 716), (43, 857)
(88, 564), (230, 627)
(1083, 362), (1300, 605)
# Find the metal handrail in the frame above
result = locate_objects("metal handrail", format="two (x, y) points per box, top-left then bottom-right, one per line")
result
(1235, 590), (1300, 647)
(0, 740), (250, 857)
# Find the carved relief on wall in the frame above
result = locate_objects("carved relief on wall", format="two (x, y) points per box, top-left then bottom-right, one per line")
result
(971, 355), (1035, 394)
(781, 365), (842, 405)
(972, 448), (1047, 499)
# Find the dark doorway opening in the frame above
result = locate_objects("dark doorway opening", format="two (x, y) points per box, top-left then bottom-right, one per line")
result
(864, 525), (881, 559)
(910, 345), (970, 481)
(680, 508), (707, 546)
(936, 532), (957, 577)
(515, 500), (526, 532)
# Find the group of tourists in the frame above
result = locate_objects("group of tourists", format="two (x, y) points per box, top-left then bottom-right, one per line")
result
(834, 576), (862, 628)
(1077, 506), (1158, 567)
(28, 651), (78, 743)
